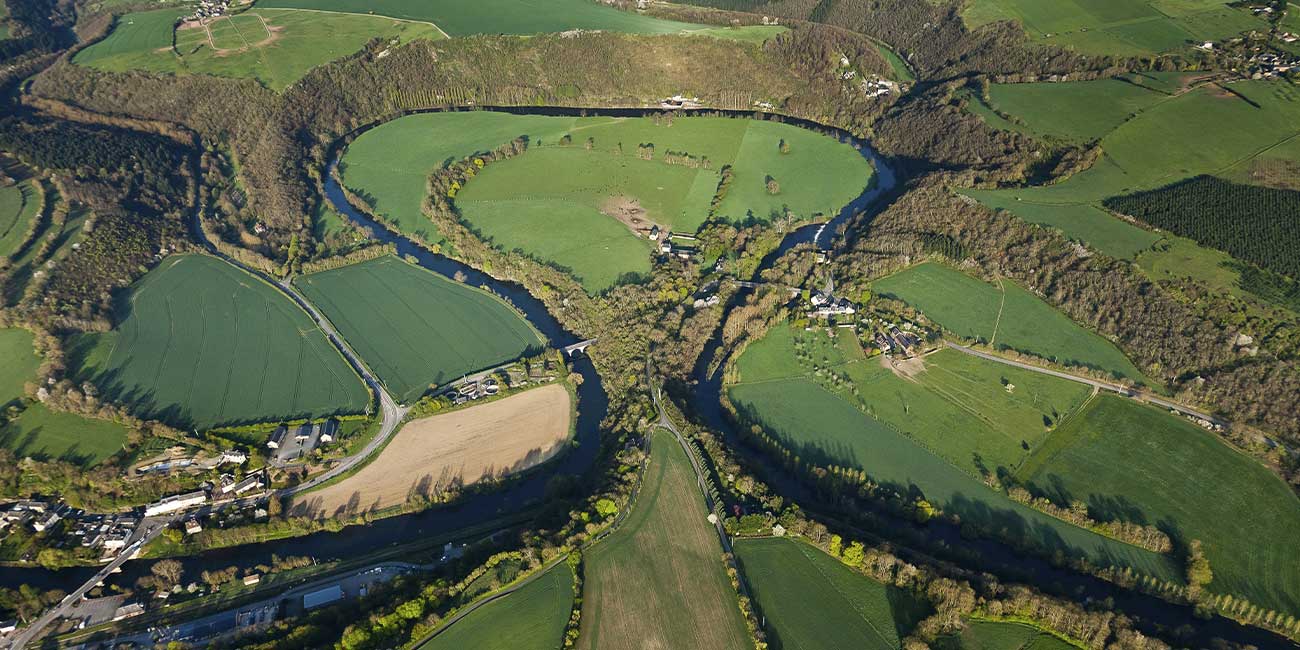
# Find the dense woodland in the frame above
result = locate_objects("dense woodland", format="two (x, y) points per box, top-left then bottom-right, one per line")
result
(1105, 176), (1300, 282)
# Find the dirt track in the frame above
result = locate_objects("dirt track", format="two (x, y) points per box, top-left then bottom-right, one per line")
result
(293, 384), (571, 519)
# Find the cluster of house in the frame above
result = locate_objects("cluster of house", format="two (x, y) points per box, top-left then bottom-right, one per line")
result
(0, 499), (139, 559)
(452, 376), (502, 405)
(651, 228), (698, 260)
(873, 322), (922, 358)
(808, 281), (857, 319)
(659, 94), (702, 110)
(187, 0), (231, 21)
(267, 420), (339, 465)
(1246, 50), (1298, 78)
(838, 55), (898, 98)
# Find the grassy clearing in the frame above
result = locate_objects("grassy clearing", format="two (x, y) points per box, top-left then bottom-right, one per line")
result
(960, 0), (1268, 55)
(0, 181), (41, 259)
(418, 561), (573, 650)
(937, 619), (1080, 650)
(734, 324), (1091, 480)
(3, 206), (89, 307)
(964, 190), (1160, 260)
(294, 255), (543, 402)
(69, 254), (370, 430)
(259, 0), (698, 36)
(685, 24), (788, 44)
(0, 328), (130, 466)
(345, 113), (872, 292)
(579, 428), (751, 650)
(984, 78), (1169, 143)
(1017, 395), (1300, 616)
(74, 8), (440, 91)
(726, 372), (1180, 583)
(872, 263), (1151, 383)
(735, 536), (928, 650)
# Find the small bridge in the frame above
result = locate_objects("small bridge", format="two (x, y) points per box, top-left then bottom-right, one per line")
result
(563, 339), (597, 357)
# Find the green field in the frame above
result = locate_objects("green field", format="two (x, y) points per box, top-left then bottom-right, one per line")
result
(961, 0), (1268, 55)
(0, 328), (131, 466)
(1017, 395), (1300, 616)
(344, 112), (872, 291)
(294, 255), (543, 402)
(69, 254), (370, 430)
(733, 325), (1092, 476)
(964, 191), (1160, 260)
(259, 0), (699, 36)
(3, 207), (89, 307)
(872, 263), (1151, 384)
(726, 325), (1182, 584)
(579, 429), (751, 650)
(937, 620), (1080, 650)
(734, 537), (928, 650)
(0, 181), (41, 260)
(418, 562), (574, 650)
(984, 78), (1171, 143)
(74, 8), (440, 91)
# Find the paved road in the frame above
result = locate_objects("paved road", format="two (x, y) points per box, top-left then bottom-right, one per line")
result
(4, 518), (171, 650)
(945, 343), (1227, 427)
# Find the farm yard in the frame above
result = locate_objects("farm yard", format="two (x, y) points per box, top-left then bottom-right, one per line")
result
(258, 0), (699, 36)
(1016, 395), (1300, 618)
(725, 323), (1183, 585)
(293, 384), (571, 519)
(871, 263), (1152, 384)
(578, 429), (752, 650)
(417, 560), (575, 650)
(73, 7), (440, 90)
(960, 0), (1269, 55)
(734, 536), (927, 650)
(293, 255), (543, 402)
(0, 328), (131, 466)
(966, 78), (1300, 311)
(0, 180), (42, 260)
(343, 113), (873, 292)
(68, 254), (370, 431)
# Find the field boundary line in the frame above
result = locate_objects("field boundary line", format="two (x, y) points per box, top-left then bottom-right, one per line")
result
(989, 277), (1007, 347)
(793, 542), (896, 650)
(257, 6), (450, 38)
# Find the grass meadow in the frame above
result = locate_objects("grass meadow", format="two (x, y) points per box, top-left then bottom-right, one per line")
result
(344, 113), (872, 292)
(74, 8), (440, 90)
(872, 263), (1151, 384)
(3, 207), (88, 307)
(70, 254), (370, 430)
(726, 325), (1183, 585)
(417, 561), (573, 650)
(1017, 395), (1300, 617)
(936, 619), (1080, 650)
(294, 255), (543, 402)
(0, 181), (41, 259)
(259, 0), (699, 36)
(579, 428), (751, 650)
(734, 537), (928, 650)
(0, 328), (130, 466)
(960, 0), (1267, 55)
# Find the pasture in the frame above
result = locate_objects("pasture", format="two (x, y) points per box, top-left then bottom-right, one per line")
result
(74, 8), (440, 91)
(295, 384), (570, 519)
(962, 190), (1160, 260)
(872, 263), (1151, 384)
(984, 78), (1170, 143)
(937, 620), (1080, 650)
(258, 0), (698, 36)
(0, 328), (130, 466)
(726, 328), (1182, 584)
(0, 181), (41, 259)
(960, 0), (1268, 55)
(344, 112), (872, 292)
(1017, 395), (1300, 617)
(578, 428), (751, 650)
(418, 561), (574, 650)
(69, 254), (370, 430)
(3, 207), (88, 307)
(734, 326), (1092, 476)
(734, 537), (927, 650)
(294, 255), (543, 402)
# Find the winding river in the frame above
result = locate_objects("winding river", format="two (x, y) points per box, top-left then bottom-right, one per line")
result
(0, 106), (1291, 649)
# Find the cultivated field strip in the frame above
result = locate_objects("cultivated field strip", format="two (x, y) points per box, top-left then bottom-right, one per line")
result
(72, 254), (370, 430)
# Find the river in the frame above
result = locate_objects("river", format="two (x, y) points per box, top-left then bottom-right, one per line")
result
(2, 106), (1291, 649)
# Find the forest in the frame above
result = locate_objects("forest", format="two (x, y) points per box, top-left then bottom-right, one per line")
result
(1104, 175), (1300, 282)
